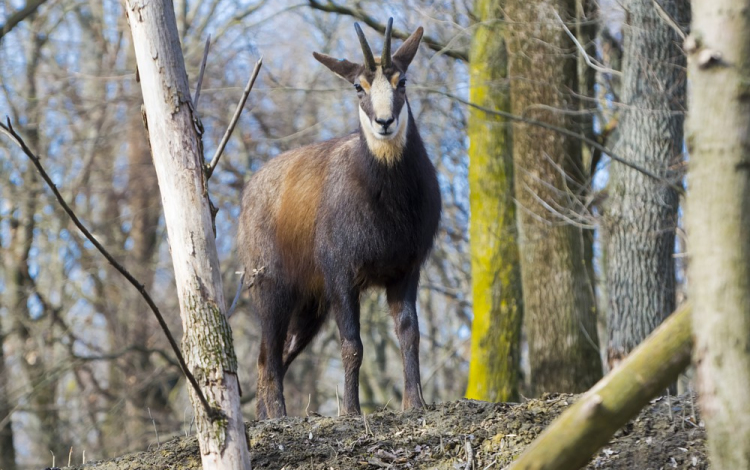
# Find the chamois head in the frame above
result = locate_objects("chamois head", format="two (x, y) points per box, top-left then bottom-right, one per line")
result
(313, 18), (424, 164)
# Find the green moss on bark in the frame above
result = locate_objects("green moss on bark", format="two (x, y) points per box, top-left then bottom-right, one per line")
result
(466, 0), (524, 403)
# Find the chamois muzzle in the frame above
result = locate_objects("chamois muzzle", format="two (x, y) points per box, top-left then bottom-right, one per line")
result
(375, 116), (395, 133)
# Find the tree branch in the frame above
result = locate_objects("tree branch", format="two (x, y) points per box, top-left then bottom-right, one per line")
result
(0, 0), (48, 42)
(206, 56), (262, 178)
(433, 89), (685, 195)
(193, 35), (211, 108)
(307, 0), (469, 62)
(0, 118), (216, 419)
(553, 10), (622, 76)
(651, 0), (687, 41)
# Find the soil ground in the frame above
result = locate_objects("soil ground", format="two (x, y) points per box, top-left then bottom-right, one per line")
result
(65, 393), (706, 469)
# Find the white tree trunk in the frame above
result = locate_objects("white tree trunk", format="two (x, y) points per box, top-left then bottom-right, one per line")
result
(125, 0), (251, 467)
(686, 0), (750, 467)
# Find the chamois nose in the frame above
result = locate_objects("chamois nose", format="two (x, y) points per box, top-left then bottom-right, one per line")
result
(375, 116), (395, 131)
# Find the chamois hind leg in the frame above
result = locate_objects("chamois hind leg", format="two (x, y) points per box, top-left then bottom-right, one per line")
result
(282, 299), (328, 375)
(254, 280), (294, 420)
(386, 269), (424, 411)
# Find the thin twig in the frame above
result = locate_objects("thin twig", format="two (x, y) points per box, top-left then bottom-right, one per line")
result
(554, 10), (622, 77)
(433, 89), (685, 196)
(651, 0), (687, 41)
(206, 57), (263, 178)
(522, 182), (597, 229)
(0, 118), (218, 420)
(363, 412), (372, 436)
(666, 387), (673, 421)
(689, 382), (697, 424)
(464, 439), (474, 470)
(193, 34), (211, 109)
(225, 271), (246, 319)
(336, 385), (341, 417)
(148, 407), (161, 448)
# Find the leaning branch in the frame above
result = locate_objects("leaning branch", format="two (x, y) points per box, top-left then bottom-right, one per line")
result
(206, 57), (262, 178)
(509, 303), (693, 470)
(436, 90), (685, 196)
(0, 118), (216, 419)
(0, 0), (47, 42)
(651, 0), (687, 41)
(192, 35), (211, 108)
(307, 0), (469, 62)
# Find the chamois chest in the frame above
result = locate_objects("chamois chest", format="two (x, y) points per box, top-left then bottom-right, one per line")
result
(315, 152), (440, 286)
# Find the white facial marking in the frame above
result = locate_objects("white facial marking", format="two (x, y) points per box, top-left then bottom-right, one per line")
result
(360, 103), (408, 166)
(370, 69), (394, 123)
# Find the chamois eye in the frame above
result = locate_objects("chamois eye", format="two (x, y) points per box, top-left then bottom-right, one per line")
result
(398, 78), (407, 88)
(354, 83), (363, 93)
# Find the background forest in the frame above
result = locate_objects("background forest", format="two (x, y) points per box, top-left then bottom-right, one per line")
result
(0, 0), (700, 467)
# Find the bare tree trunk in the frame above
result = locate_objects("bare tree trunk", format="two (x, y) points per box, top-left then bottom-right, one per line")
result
(506, 0), (602, 394)
(686, 0), (750, 466)
(466, 0), (523, 403)
(125, 0), (251, 467)
(0, 329), (16, 470)
(603, 0), (688, 368)
(6, 25), (71, 461)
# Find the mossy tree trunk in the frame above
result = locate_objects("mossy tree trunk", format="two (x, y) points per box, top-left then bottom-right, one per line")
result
(602, 0), (688, 369)
(506, 0), (602, 394)
(466, 0), (523, 403)
(125, 0), (251, 467)
(686, 0), (750, 466)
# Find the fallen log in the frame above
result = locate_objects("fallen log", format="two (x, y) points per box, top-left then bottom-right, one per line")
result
(509, 302), (693, 470)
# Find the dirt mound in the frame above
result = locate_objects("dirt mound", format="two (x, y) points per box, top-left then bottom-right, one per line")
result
(67, 393), (706, 469)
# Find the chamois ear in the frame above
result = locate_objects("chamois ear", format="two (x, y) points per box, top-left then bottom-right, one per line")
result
(392, 26), (424, 71)
(313, 52), (362, 84)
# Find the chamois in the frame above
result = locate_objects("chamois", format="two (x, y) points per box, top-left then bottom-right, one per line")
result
(238, 18), (441, 419)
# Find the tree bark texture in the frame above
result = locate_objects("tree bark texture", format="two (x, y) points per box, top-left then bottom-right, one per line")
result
(125, 0), (251, 467)
(466, 0), (523, 403)
(509, 303), (692, 470)
(686, 0), (750, 466)
(506, 0), (603, 394)
(602, 0), (688, 368)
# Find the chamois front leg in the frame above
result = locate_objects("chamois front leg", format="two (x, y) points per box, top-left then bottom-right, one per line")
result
(331, 284), (363, 415)
(387, 270), (424, 411)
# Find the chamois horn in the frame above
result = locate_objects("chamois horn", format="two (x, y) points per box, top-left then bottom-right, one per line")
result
(354, 23), (376, 71)
(381, 17), (393, 69)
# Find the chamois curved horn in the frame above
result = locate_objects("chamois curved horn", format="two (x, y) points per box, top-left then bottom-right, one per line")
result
(354, 23), (376, 71)
(381, 17), (393, 69)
